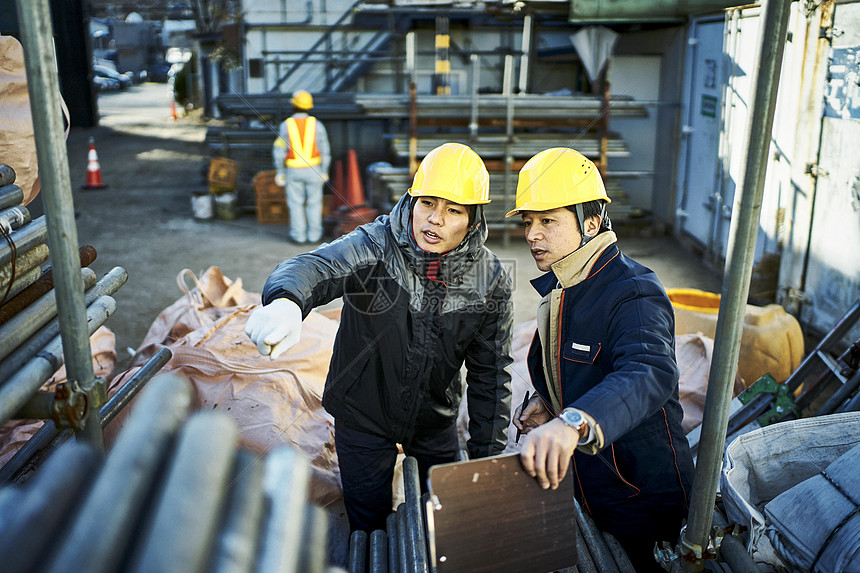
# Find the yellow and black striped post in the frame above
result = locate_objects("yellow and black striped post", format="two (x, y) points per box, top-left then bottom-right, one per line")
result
(434, 16), (450, 95)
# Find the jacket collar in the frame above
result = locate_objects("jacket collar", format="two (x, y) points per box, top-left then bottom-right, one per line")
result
(388, 194), (488, 279)
(530, 231), (617, 296)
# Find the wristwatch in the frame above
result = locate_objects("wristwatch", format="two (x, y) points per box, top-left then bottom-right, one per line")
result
(559, 408), (589, 440)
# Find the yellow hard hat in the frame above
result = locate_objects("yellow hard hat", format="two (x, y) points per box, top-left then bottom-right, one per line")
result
(408, 143), (490, 205)
(291, 90), (313, 110)
(505, 147), (610, 218)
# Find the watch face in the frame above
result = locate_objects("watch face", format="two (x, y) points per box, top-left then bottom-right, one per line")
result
(560, 409), (584, 428)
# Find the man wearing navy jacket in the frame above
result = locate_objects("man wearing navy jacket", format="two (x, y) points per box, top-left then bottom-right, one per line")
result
(510, 148), (694, 572)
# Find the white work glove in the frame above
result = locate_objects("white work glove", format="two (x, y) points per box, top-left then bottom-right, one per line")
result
(275, 173), (287, 187)
(244, 298), (303, 360)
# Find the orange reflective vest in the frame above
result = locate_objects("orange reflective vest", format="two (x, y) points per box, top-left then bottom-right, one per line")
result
(284, 116), (322, 168)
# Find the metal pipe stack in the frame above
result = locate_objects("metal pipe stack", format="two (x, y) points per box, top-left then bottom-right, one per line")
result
(0, 162), (153, 475)
(348, 456), (430, 573)
(0, 372), (328, 572)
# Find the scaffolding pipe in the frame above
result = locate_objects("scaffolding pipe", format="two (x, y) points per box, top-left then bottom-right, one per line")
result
(573, 514), (599, 573)
(0, 267), (97, 364)
(601, 530), (635, 571)
(129, 412), (238, 573)
(45, 373), (194, 573)
(0, 270), (104, 382)
(503, 54), (515, 245)
(403, 457), (429, 573)
(0, 242), (47, 293)
(15, 0), (101, 450)
(518, 15), (532, 94)
(0, 205), (30, 233)
(0, 441), (100, 573)
(256, 446), (311, 573)
(0, 347), (172, 484)
(0, 185), (24, 211)
(99, 348), (171, 426)
(573, 500), (620, 573)
(370, 529), (388, 573)
(0, 244), (97, 325)
(349, 530), (368, 573)
(680, 0), (792, 565)
(711, 510), (759, 573)
(396, 503), (409, 573)
(387, 512), (400, 573)
(0, 216), (46, 267)
(210, 450), (265, 573)
(299, 504), (328, 573)
(4, 266), (41, 301)
(0, 295), (115, 426)
(0, 165), (17, 187)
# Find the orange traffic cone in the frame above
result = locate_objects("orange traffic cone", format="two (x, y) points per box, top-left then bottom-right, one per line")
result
(345, 150), (365, 208)
(331, 160), (345, 211)
(169, 100), (179, 121)
(82, 137), (107, 190)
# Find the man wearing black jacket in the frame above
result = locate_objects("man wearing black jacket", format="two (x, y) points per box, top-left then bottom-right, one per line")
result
(246, 143), (513, 533)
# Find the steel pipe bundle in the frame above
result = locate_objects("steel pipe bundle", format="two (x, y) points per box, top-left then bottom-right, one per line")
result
(355, 93), (650, 120)
(0, 266), (126, 381)
(0, 372), (330, 572)
(212, 92), (649, 121)
(0, 215), (47, 268)
(0, 244), (98, 325)
(390, 133), (630, 160)
(573, 500), (642, 572)
(0, 347), (174, 484)
(0, 242), (45, 293)
(129, 411), (239, 573)
(0, 267), (96, 365)
(349, 457), (430, 573)
(45, 373), (194, 573)
(0, 441), (100, 572)
(0, 294), (115, 426)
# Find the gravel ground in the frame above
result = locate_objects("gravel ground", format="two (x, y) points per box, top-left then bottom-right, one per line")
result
(46, 83), (722, 373)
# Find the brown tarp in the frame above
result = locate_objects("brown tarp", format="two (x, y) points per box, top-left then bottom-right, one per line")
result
(107, 267), (342, 507)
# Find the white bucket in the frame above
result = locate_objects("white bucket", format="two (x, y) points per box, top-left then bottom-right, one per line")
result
(191, 192), (213, 220)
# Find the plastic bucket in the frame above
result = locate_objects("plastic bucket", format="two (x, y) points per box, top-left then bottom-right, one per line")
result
(191, 192), (213, 220)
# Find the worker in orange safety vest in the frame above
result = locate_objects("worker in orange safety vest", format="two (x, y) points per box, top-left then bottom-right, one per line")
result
(272, 89), (331, 244)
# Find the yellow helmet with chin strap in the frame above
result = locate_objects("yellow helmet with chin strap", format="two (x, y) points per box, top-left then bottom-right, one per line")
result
(505, 147), (610, 218)
(408, 143), (490, 205)
(291, 90), (313, 111)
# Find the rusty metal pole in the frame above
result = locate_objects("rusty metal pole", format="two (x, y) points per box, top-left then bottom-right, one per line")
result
(678, 0), (793, 568)
(15, 0), (103, 451)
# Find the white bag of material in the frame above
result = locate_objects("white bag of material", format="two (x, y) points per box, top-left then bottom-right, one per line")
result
(721, 412), (860, 566)
(764, 443), (860, 572)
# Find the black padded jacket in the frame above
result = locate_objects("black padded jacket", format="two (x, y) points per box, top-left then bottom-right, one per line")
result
(262, 194), (513, 458)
